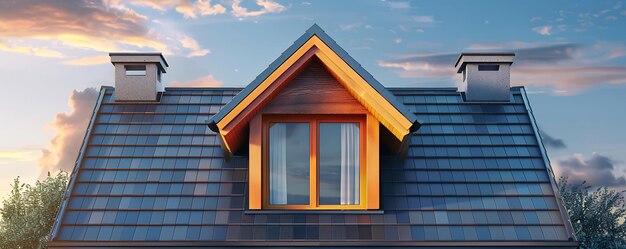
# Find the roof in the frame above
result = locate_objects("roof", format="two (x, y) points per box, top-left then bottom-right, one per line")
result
(207, 24), (419, 153)
(48, 86), (577, 248)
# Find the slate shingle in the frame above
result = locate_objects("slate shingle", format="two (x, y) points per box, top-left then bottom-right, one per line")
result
(52, 86), (573, 244)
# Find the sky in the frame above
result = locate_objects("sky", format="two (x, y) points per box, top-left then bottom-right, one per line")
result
(0, 0), (625, 198)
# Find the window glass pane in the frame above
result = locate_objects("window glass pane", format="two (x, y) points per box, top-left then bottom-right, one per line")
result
(319, 122), (360, 205)
(269, 123), (310, 205)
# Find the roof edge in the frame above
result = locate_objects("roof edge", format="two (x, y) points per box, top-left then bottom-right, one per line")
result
(306, 25), (419, 125)
(520, 86), (577, 242)
(49, 86), (108, 240)
(48, 240), (580, 248)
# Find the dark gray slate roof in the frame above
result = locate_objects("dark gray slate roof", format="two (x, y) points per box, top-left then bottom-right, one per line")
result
(48, 86), (577, 248)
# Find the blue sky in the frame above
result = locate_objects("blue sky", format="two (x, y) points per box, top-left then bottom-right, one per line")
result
(0, 0), (625, 197)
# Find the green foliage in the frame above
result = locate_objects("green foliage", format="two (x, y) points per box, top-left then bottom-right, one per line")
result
(558, 176), (626, 249)
(0, 172), (68, 249)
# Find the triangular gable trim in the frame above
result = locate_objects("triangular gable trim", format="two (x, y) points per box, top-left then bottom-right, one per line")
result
(208, 24), (419, 152)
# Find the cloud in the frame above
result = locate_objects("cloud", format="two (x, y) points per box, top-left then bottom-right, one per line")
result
(0, 43), (64, 58)
(169, 74), (223, 87)
(0, 0), (168, 55)
(554, 153), (626, 187)
(340, 23), (364, 31)
(532, 25), (553, 35)
(0, 1), (211, 58)
(388, 1), (410, 9)
(413, 15), (435, 23)
(231, 0), (286, 18)
(540, 131), (566, 149)
(39, 88), (98, 176)
(0, 151), (37, 160)
(127, 0), (285, 19)
(180, 35), (210, 57)
(175, 0), (227, 18)
(377, 52), (458, 80)
(518, 43), (580, 61)
(378, 42), (626, 94)
(125, 0), (181, 11)
(415, 28), (425, 33)
(62, 55), (110, 66)
(126, 0), (226, 18)
(0, 150), (39, 166)
(511, 64), (626, 94)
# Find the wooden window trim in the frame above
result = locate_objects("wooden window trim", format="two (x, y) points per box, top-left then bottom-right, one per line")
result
(249, 112), (380, 210)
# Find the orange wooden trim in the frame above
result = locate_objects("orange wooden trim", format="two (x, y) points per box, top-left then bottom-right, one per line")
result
(259, 114), (372, 210)
(216, 35), (413, 153)
(218, 48), (318, 153)
(261, 102), (368, 114)
(217, 131), (233, 154)
(248, 114), (262, 210)
(313, 47), (411, 140)
(366, 113), (380, 209)
(310, 119), (318, 207)
(217, 42), (319, 131)
(261, 114), (270, 209)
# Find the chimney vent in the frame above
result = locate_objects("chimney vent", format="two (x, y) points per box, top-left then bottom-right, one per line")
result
(455, 53), (515, 102)
(109, 52), (168, 101)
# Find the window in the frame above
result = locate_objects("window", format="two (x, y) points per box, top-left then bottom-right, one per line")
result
(268, 122), (310, 205)
(263, 115), (365, 209)
(478, 65), (500, 71)
(125, 65), (146, 76)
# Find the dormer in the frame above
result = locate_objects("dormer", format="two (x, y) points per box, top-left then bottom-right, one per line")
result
(208, 25), (419, 210)
(110, 52), (168, 101)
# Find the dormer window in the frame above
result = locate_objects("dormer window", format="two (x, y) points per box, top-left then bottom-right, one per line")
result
(207, 26), (419, 211)
(265, 115), (365, 209)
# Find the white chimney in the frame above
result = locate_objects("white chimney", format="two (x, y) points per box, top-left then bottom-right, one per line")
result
(455, 53), (515, 102)
(109, 52), (168, 101)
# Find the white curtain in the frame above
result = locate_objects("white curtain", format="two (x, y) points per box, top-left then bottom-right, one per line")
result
(340, 123), (360, 205)
(269, 123), (287, 205)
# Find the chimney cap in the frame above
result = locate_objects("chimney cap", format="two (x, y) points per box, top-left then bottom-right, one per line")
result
(455, 53), (515, 73)
(109, 52), (169, 73)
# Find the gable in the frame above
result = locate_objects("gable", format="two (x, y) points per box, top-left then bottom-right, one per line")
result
(208, 24), (420, 153)
(262, 58), (367, 114)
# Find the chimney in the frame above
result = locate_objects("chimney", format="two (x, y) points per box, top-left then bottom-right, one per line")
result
(455, 53), (515, 102)
(109, 52), (168, 101)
